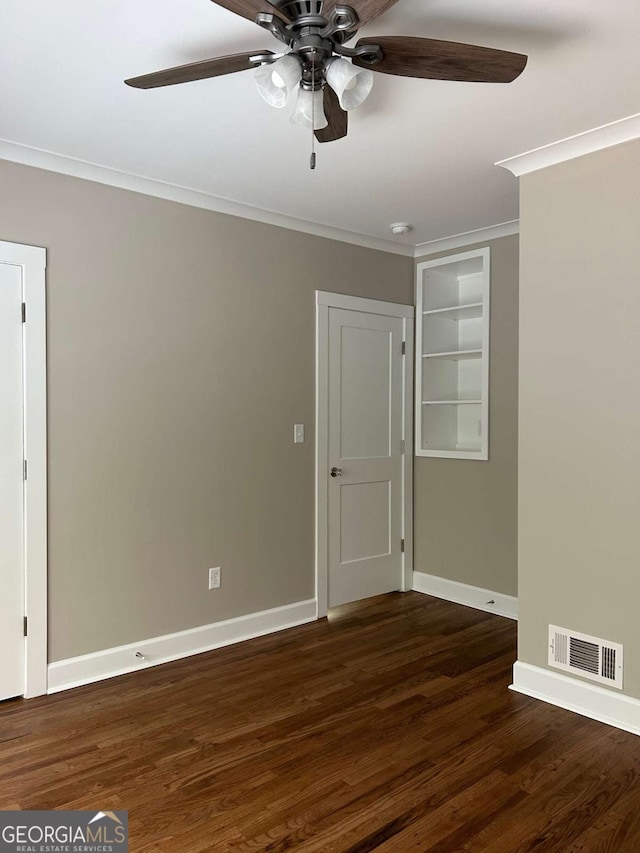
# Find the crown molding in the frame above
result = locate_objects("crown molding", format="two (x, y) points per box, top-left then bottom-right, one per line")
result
(0, 138), (414, 258)
(413, 220), (519, 258)
(496, 112), (640, 177)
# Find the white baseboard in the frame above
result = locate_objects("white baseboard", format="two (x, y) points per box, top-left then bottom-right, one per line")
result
(48, 599), (317, 694)
(412, 571), (518, 620)
(511, 661), (640, 737)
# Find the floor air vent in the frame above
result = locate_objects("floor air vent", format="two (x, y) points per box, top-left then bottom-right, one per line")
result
(549, 625), (623, 689)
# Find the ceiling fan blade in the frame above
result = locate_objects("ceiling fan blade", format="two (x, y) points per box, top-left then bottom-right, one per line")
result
(211, 0), (291, 23)
(354, 36), (527, 83)
(315, 87), (348, 143)
(125, 51), (274, 89)
(322, 0), (400, 29)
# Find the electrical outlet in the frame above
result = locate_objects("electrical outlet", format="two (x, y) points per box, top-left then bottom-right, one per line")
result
(208, 567), (221, 590)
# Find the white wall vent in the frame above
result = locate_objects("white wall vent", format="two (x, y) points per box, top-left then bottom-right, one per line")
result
(549, 625), (623, 689)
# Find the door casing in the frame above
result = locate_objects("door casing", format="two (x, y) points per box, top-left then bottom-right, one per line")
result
(0, 240), (47, 698)
(315, 290), (414, 618)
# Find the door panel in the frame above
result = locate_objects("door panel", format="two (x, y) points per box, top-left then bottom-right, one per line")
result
(328, 308), (403, 608)
(340, 325), (391, 460)
(0, 262), (25, 701)
(340, 480), (390, 563)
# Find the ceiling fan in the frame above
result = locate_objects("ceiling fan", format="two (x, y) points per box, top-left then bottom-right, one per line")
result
(125, 0), (527, 149)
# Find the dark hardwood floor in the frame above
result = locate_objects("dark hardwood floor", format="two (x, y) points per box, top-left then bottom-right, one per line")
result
(2, 592), (640, 851)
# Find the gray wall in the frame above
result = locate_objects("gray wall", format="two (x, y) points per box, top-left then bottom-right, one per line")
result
(0, 159), (413, 662)
(414, 235), (519, 596)
(518, 140), (640, 698)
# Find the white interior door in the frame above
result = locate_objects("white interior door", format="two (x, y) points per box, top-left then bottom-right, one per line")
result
(0, 262), (25, 701)
(327, 307), (404, 607)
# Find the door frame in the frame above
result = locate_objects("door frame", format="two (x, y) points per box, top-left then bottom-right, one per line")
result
(0, 240), (47, 698)
(315, 290), (414, 618)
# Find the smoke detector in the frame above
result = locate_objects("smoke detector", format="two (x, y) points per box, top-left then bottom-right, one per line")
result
(390, 222), (413, 235)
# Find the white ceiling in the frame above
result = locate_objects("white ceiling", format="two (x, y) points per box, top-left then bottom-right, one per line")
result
(1, 0), (639, 249)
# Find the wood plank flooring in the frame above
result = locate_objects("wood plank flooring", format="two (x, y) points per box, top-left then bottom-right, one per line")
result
(2, 592), (640, 851)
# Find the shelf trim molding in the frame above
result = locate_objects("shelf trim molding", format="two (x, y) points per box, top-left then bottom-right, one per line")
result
(496, 112), (640, 177)
(422, 349), (482, 359)
(413, 571), (517, 620)
(422, 399), (481, 405)
(511, 661), (640, 737)
(423, 302), (483, 317)
(421, 449), (482, 459)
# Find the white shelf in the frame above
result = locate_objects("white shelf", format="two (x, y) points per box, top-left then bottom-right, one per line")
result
(422, 302), (483, 321)
(422, 400), (481, 405)
(424, 445), (483, 456)
(415, 248), (490, 460)
(422, 349), (482, 361)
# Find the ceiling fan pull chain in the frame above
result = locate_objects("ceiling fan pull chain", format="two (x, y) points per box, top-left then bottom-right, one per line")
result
(310, 55), (317, 170)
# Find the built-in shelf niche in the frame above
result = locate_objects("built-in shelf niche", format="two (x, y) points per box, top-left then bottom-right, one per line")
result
(415, 247), (490, 460)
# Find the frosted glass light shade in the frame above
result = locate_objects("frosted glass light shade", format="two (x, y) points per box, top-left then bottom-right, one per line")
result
(289, 88), (328, 129)
(325, 57), (373, 110)
(255, 55), (302, 108)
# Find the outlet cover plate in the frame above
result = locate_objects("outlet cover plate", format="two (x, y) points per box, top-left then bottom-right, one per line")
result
(209, 567), (221, 589)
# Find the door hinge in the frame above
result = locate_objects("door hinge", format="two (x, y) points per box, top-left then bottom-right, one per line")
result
(401, 538), (405, 553)
(21, 302), (26, 323)
(23, 459), (28, 480)
(401, 341), (406, 355)
(23, 616), (28, 637)
(400, 439), (405, 454)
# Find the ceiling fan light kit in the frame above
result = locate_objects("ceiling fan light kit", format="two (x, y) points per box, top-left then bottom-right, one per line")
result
(256, 52), (372, 122)
(125, 0), (528, 156)
(290, 87), (328, 129)
(254, 54), (302, 107)
(324, 58), (373, 110)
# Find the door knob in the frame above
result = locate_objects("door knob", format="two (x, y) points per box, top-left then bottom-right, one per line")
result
(330, 467), (342, 478)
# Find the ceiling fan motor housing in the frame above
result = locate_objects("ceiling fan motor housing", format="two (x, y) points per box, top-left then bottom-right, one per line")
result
(294, 34), (333, 87)
(278, 0), (325, 19)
